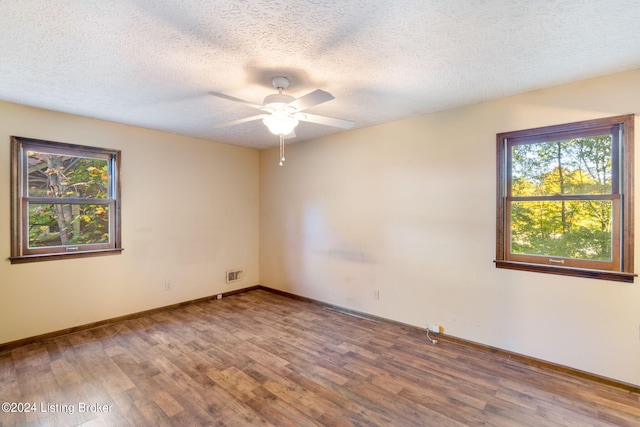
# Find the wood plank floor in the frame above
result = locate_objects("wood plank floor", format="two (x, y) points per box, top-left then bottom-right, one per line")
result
(1, 289), (639, 426)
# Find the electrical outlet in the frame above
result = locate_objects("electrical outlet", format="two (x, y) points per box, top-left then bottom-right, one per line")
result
(373, 290), (380, 300)
(430, 324), (444, 334)
(164, 280), (172, 291)
(216, 294), (223, 300)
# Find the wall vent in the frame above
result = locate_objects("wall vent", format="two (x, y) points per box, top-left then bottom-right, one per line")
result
(226, 270), (243, 283)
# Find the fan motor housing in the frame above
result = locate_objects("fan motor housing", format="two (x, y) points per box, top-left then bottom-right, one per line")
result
(263, 93), (295, 108)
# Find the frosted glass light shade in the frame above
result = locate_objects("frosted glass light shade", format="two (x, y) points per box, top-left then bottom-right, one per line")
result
(263, 114), (299, 136)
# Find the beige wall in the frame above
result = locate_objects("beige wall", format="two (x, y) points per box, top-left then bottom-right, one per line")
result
(2, 70), (639, 387)
(0, 102), (260, 344)
(259, 69), (640, 387)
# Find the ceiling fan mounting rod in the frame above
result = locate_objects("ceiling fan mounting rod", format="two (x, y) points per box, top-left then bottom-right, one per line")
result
(263, 77), (296, 110)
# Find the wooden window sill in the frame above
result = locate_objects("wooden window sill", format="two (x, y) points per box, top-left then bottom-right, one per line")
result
(9, 248), (124, 264)
(494, 260), (636, 283)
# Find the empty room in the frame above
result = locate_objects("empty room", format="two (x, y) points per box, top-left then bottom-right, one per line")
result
(1, 1), (639, 425)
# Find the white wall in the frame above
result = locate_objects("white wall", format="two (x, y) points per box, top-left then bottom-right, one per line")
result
(0, 101), (260, 344)
(259, 69), (640, 387)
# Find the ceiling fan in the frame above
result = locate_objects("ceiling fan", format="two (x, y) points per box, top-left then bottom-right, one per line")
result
(210, 76), (354, 165)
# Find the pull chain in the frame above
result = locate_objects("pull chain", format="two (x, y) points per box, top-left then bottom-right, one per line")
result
(279, 134), (285, 166)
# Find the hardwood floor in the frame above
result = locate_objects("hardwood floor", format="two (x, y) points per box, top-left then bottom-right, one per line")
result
(1, 289), (639, 426)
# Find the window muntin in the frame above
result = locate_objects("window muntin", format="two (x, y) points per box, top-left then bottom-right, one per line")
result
(10, 137), (122, 262)
(496, 115), (634, 282)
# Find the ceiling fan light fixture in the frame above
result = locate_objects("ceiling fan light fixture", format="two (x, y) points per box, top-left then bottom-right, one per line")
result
(263, 113), (299, 136)
(209, 75), (353, 166)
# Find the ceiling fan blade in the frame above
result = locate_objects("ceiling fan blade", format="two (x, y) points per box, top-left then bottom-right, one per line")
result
(295, 113), (354, 129)
(209, 92), (263, 109)
(215, 114), (269, 128)
(287, 89), (334, 111)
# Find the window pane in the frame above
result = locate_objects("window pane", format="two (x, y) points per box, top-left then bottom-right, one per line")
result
(510, 200), (612, 261)
(511, 136), (612, 196)
(28, 203), (110, 248)
(27, 151), (110, 198)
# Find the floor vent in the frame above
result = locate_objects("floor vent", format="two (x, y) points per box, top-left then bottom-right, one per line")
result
(226, 270), (243, 283)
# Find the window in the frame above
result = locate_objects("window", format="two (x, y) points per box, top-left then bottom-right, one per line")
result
(495, 115), (634, 282)
(10, 136), (122, 263)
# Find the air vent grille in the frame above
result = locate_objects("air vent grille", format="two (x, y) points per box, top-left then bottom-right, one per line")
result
(226, 270), (243, 283)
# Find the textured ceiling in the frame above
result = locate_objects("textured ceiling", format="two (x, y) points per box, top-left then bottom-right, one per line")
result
(1, 0), (639, 149)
